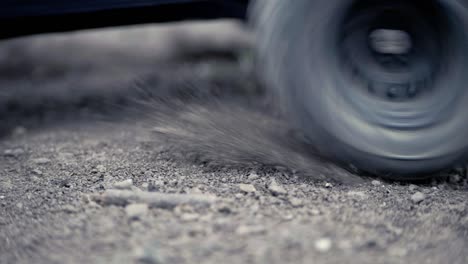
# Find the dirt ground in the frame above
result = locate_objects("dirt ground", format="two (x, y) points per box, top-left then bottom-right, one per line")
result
(1, 21), (467, 264)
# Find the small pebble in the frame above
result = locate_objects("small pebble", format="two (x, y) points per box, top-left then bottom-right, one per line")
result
(88, 201), (102, 209)
(325, 183), (333, 188)
(337, 240), (353, 250)
(239, 184), (256, 193)
(217, 204), (233, 214)
(408, 184), (418, 191)
(371, 180), (381, 186)
(113, 179), (134, 190)
(96, 165), (107, 173)
(315, 238), (332, 252)
(347, 191), (368, 200)
(3, 148), (25, 157)
(141, 183), (149, 190)
(411, 192), (426, 204)
(32, 158), (51, 165)
(180, 213), (200, 222)
(247, 172), (259, 180)
(31, 169), (43, 176)
(310, 209), (321, 216)
(388, 247), (408, 257)
(235, 225), (266, 236)
(61, 205), (78, 214)
(0, 196), (5, 199)
(125, 203), (149, 220)
(268, 180), (287, 195)
(283, 214), (294, 221)
(289, 197), (303, 207)
(189, 187), (202, 194)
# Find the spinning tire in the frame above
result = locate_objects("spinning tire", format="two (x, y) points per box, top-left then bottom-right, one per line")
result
(251, 0), (468, 178)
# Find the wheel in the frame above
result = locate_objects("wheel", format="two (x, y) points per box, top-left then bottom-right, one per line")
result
(250, 0), (468, 178)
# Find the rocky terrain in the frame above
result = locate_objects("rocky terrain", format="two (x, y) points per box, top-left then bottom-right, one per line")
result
(0, 20), (467, 264)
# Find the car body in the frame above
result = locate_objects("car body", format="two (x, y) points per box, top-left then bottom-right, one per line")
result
(0, 0), (249, 39)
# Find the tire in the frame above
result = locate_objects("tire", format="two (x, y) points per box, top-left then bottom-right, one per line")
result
(250, 0), (468, 179)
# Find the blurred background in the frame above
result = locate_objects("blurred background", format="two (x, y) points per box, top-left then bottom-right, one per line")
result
(0, 19), (253, 136)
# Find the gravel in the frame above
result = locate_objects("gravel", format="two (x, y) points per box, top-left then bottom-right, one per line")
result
(1, 21), (468, 264)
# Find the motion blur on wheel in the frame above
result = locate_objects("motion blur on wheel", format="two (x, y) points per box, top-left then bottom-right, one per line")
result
(251, 0), (468, 178)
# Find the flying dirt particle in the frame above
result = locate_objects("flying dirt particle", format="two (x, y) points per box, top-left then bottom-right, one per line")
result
(9, 126), (27, 137)
(143, 99), (360, 184)
(449, 174), (462, 183)
(126, 58), (362, 185)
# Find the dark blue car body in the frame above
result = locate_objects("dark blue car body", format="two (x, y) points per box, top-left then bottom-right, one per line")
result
(0, 0), (249, 39)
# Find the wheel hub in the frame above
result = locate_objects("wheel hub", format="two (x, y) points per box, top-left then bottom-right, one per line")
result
(369, 29), (412, 55)
(339, 1), (444, 101)
(329, 0), (464, 129)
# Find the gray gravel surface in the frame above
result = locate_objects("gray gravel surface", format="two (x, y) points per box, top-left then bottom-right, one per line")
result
(1, 21), (468, 264)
